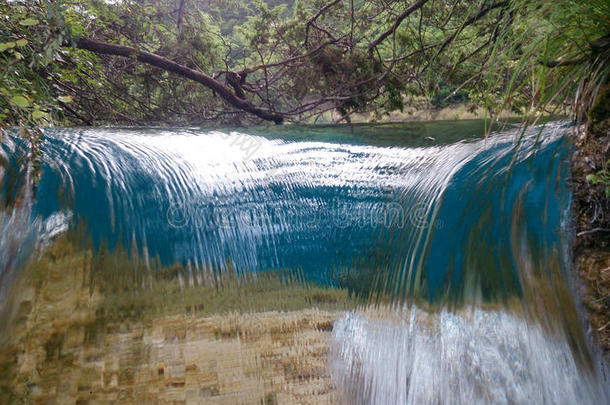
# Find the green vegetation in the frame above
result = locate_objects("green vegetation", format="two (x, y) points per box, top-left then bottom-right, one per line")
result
(0, 0), (607, 126)
(483, 0), (609, 124)
(587, 161), (610, 198)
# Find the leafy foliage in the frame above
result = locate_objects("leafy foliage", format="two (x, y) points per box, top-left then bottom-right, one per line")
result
(0, 0), (607, 126)
(0, 1), (79, 126)
(482, 0), (610, 122)
(587, 161), (610, 198)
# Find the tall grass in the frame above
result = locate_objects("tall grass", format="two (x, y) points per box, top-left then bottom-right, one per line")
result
(486, 0), (609, 123)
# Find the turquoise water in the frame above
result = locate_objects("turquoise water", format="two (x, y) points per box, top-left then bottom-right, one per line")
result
(15, 121), (567, 300)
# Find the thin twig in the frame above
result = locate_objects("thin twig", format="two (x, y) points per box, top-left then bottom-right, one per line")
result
(577, 228), (610, 237)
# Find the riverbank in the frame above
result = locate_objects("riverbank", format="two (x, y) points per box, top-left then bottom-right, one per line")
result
(571, 86), (610, 363)
(320, 101), (521, 124)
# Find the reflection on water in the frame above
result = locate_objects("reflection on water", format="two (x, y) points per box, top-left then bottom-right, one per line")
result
(0, 121), (607, 403)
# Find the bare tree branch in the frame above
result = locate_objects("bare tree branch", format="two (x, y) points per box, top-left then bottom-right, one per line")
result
(418, 0), (509, 74)
(238, 36), (345, 75)
(368, 0), (430, 54)
(305, 0), (342, 46)
(177, 0), (186, 39)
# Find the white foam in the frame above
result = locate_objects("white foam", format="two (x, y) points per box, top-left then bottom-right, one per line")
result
(331, 309), (607, 404)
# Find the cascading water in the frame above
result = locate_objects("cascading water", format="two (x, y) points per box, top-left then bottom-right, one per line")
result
(0, 121), (606, 403)
(0, 135), (68, 311)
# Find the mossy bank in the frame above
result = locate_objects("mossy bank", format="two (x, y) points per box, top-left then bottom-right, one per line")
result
(571, 85), (610, 364)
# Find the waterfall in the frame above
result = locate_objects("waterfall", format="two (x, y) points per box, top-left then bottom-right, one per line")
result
(0, 121), (606, 403)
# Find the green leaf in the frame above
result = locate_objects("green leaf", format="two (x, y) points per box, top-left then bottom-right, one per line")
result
(11, 95), (30, 108)
(19, 18), (39, 27)
(0, 42), (16, 52)
(15, 39), (28, 47)
(57, 95), (73, 103)
(32, 110), (46, 120)
(586, 174), (598, 183)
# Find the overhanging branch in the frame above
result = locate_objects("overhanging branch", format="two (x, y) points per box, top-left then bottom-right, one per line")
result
(71, 38), (284, 124)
